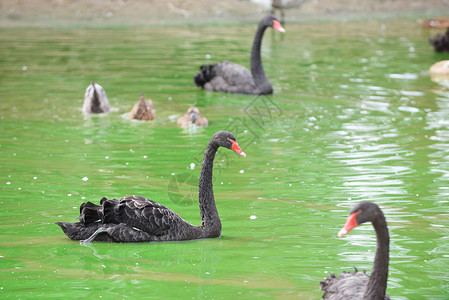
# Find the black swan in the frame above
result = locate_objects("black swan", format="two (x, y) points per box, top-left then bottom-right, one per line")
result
(55, 131), (246, 243)
(82, 81), (110, 114)
(129, 93), (155, 120)
(193, 14), (285, 95)
(177, 107), (208, 127)
(429, 27), (449, 52)
(320, 201), (390, 300)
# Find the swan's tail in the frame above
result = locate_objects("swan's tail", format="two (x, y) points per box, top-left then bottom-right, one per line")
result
(194, 64), (216, 88)
(430, 28), (449, 52)
(55, 221), (111, 241)
(78, 201), (102, 224)
(77, 197), (120, 225)
(55, 197), (121, 241)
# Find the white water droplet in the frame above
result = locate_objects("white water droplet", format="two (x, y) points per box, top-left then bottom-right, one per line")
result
(249, 215), (257, 220)
(82, 177), (88, 181)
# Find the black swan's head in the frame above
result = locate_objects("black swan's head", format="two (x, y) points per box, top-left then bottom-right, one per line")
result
(211, 131), (246, 158)
(262, 14), (286, 33)
(338, 201), (382, 237)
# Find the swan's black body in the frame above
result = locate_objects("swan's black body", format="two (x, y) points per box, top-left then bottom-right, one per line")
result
(194, 15), (285, 95)
(55, 131), (245, 243)
(321, 201), (390, 300)
(429, 27), (449, 52)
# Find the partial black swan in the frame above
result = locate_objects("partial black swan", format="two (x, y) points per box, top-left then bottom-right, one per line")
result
(177, 107), (208, 127)
(321, 201), (390, 300)
(55, 131), (246, 243)
(193, 14), (285, 95)
(82, 81), (110, 114)
(129, 93), (155, 120)
(429, 27), (449, 52)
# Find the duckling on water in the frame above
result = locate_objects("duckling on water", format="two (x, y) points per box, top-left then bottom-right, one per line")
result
(82, 81), (110, 114)
(129, 93), (155, 120)
(177, 107), (208, 127)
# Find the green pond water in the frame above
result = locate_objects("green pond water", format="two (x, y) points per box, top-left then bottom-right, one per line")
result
(1, 18), (448, 299)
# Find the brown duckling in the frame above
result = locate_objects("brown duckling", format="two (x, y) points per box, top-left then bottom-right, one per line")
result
(429, 60), (449, 75)
(429, 60), (449, 83)
(419, 17), (449, 28)
(177, 107), (208, 127)
(129, 93), (155, 120)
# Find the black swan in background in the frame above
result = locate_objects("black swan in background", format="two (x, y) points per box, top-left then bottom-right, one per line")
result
(129, 93), (155, 120)
(55, 131), (246, 243)
(177, 107), (208, 127)
(321, 201), (390, 300)
(429, 27), (449, 52)
(193, 14), (285, 95)
(82, 81), (110, 114)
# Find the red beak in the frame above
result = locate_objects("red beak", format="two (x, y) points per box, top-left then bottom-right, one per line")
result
(338, 210), (361, 237)
(228, 138), (246, 158)
(273, 20), (286, 33)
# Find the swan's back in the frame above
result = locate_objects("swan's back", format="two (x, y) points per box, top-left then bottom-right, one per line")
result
(56, 196), (198, 243)
(321, 269), (391, 300)
(321, 270), (368, 299)
(195, 61), (260, 94)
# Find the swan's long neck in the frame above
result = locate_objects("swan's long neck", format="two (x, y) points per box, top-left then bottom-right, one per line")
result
(250, 22), (273, 94)
(198, 142), (221, 237)
(365, 212), (389, 299)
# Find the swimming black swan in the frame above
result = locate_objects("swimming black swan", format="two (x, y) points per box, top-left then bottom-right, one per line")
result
(82, 81), (110, 114)
(429, 27), (449, 52)
(177, 107), (208, 127)
(55, 131), (246, 243)
(320, 201), (390, 300)
(129, 93), (155, 120)
(193, 14), (285, 95)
